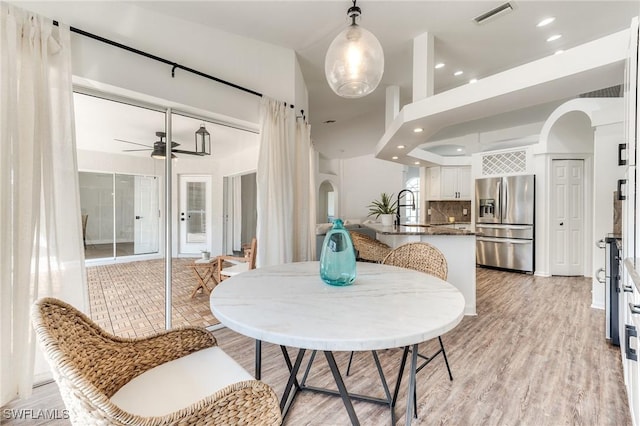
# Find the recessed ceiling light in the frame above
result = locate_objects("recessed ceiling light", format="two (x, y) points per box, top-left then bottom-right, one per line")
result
(397, 145), (406, 149)
(469, 78), (478, 84)
(456, 148), (463, 152)
(392, 156), (399, 160)
(554, 49), (564, 55)
(537, 17), (555, 27)
(435, 63), (445, 69)
(413, 127), (423, 133)
(414, 161), (420, 165)
(546, 34), (562, 42)
(454, 70), (464, 76)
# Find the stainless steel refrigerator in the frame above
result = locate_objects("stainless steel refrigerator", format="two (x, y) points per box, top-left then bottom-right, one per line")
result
(476, 175), (535, 272)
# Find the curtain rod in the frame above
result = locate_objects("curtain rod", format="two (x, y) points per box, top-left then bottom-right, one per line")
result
(52, 20), (264, 98)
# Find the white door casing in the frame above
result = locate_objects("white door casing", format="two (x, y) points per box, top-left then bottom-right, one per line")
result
(551, 159), (584, 276)
(133, 175), (159, 254)
(179, 175), (211, 255)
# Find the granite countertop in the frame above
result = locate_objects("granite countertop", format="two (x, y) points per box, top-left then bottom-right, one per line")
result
(363, 223), (476, 236)
(429, 222), (472, 226)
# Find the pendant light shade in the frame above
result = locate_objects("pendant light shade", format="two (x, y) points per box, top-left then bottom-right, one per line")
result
(325, 1), (384, 98)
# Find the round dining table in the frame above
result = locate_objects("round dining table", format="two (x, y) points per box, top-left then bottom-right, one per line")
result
(210, 261), (465, 426)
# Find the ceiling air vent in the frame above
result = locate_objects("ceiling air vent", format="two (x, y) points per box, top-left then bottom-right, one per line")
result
(473, 2), (514, 25)
(579, 85), (622, 98)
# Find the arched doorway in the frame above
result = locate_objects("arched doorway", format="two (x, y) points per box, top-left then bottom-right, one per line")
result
(318, 180), (337, 223)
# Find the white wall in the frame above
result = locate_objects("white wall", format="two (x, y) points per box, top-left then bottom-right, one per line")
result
(339, 154), (405, 222)
(19, 2), (306, 122)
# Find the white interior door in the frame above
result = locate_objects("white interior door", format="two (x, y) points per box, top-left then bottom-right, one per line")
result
(551, 159), (584, 276)
(179, 175), (211, 255)
(134, 175), (159, 254)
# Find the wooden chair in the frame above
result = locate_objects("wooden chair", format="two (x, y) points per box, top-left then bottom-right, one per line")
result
(217, 238), (257, 282)
(349, 231), (392, 263)
(31, 297), (281, 425)
(346, 242), (453, 418)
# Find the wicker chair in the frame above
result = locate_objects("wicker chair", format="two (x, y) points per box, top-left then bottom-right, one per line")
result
(346, 242), (453, 418)
(349, 231), (392, 263)
(31, 297), (282, 425)
(217, 238), (257, 282)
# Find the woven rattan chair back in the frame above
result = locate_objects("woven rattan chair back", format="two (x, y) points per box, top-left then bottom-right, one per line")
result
(382, 242), (448, 280)
(349, 231), (392, 263)
(31, 297), (282, 425)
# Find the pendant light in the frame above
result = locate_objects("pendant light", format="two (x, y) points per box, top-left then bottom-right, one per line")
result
(194, 124), (211, 156)
(325, 0), (384, 98)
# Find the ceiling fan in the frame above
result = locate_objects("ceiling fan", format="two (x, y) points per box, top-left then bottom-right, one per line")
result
(116, 128), (210, 159)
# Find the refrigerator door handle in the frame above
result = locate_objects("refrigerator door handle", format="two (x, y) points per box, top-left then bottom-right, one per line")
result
(476, 224), (532, 230)
(499, 179), (506, 222)
(477, 237), (532, 244)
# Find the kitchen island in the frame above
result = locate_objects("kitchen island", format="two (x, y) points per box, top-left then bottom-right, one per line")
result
(364, 223), (476, 315)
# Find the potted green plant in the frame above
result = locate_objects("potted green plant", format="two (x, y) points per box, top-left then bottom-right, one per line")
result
(367, 192), (397, 226)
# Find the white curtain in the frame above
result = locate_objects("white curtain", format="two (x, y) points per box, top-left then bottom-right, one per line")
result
(256, 98), (317, 266)
(0, 4), (87, 405)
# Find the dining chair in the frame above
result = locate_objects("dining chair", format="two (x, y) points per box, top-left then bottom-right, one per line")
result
(349, 231), (392, 263)
(31, 297), (281, 425)
(217, 237), (257, 282)
(346, 242), (453, 418)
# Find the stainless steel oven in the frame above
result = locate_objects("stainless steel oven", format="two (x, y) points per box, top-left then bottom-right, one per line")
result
(598, 235), (622, 346)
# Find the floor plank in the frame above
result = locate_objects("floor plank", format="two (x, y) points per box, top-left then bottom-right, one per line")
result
(2, 268), (631, 425)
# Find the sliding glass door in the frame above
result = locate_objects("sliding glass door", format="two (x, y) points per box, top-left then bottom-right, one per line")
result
(79, 172), (159, 260)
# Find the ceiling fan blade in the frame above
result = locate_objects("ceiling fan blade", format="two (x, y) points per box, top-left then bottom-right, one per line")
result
(115, 138), (153, 148)
(123, 148), (152, 152)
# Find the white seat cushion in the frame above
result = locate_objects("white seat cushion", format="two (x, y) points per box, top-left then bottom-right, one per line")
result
(110, 346), (253, 417)
(220, 262), (249, 277)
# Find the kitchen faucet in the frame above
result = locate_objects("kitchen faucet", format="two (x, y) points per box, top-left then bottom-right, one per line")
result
(396, 189), (416, 226)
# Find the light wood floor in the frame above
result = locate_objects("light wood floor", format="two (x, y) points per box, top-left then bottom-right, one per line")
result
(2, 268), (631, 425)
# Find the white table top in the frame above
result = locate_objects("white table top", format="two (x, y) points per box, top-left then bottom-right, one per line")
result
(210, 261), (465, 351)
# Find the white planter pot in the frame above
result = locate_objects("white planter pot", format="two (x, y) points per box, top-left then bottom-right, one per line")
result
(380, 214), (394, 227)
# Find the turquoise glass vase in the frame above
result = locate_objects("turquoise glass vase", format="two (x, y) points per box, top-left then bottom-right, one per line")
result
(319, 219), (356, 286)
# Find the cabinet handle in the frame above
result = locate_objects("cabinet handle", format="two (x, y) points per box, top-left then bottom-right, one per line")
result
(618, 179), (627, 200)
(619, 143), (627, 166)
(630, 303), (640, 315)
(624, 284), (634, 293)
(625, 324), (638, 361)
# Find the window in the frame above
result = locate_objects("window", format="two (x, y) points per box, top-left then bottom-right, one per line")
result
(404, 167), (420, 224)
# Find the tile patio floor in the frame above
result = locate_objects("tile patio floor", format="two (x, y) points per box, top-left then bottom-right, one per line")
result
(86, 258), (218, 338)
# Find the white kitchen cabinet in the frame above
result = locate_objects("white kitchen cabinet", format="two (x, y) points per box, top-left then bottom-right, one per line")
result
(621, 259), (640, 426)
(620, 17), (640, 426)
(426, 166), (471, 200)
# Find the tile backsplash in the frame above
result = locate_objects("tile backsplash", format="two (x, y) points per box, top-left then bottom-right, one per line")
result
(427, 200), (472, 223)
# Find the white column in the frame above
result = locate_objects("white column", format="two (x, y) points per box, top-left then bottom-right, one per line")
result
(385, 85), (400, 130)
(413, 32), (435, 102)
